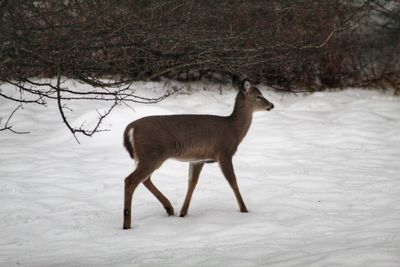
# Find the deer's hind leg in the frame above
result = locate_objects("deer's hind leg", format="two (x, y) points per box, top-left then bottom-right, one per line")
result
(123, 162), (159, 229)
(143, 177), (174, 216)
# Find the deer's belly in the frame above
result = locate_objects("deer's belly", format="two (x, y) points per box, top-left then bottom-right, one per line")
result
(175, 157), (216, 164)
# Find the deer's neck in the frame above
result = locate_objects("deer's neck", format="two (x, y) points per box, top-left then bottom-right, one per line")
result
(229, 95), (253, 143)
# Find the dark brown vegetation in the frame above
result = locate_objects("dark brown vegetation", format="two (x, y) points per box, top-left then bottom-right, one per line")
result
(0, 0), (399, 138)
(1, 0), (399, 88)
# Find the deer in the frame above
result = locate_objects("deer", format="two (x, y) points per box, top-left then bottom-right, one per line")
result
(122, 76), (274, 229)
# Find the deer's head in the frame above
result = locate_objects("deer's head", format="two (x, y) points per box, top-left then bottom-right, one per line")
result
(234, 77), (274, 112)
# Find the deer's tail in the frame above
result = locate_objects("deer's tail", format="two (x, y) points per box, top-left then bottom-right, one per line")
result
(123, 126), (135, 159)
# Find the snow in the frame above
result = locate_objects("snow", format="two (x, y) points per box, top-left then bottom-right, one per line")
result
(1, 81), (400, 266)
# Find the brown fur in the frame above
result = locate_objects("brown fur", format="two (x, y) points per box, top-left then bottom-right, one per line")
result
(122, 79), (274, 229)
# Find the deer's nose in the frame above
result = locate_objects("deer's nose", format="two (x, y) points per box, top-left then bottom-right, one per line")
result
(267, 103), (274, 111)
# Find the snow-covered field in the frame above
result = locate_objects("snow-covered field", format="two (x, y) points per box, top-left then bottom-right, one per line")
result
(1, 81), (400, 266)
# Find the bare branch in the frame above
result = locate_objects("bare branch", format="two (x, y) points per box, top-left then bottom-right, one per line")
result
(53, 70), (123, 143)
(0, 105), (30, 134)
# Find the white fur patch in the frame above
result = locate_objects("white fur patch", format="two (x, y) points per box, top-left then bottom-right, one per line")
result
(243, 80), (251, 91)
(128, 128), (139, 162)
(128, 128), (134, 146)
(177, 158), (213, 163)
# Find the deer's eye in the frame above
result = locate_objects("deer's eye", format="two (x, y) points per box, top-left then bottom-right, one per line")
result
(256, 96), (263, 100)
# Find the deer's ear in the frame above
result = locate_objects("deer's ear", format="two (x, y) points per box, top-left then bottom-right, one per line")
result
(232, 75), (251, 92)
(241, 79), (251, 92)
(232, 75), (241, 90)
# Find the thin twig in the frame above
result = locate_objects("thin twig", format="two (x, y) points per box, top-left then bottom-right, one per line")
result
(0, 105), (30, 134)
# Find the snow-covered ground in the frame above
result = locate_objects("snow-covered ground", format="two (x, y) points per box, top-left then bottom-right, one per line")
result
(1, 81), (400, 266)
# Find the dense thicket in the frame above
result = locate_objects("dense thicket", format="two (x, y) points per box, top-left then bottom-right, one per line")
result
(0, 0), (399, 138)
(1, 0), (399, 91)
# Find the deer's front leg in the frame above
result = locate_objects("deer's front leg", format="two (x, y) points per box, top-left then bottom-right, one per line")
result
(180, 162), (204, 217)
(218, 156), (248, 213)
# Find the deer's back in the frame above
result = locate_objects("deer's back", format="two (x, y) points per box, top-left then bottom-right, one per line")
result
(128, 114), (238, 161)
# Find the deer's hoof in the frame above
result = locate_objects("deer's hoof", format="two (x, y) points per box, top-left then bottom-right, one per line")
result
(165, 206), (174, 216)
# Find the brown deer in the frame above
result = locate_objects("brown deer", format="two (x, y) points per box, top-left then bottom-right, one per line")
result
(122, 77), (274, 229)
